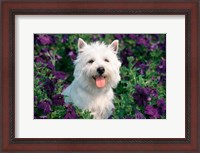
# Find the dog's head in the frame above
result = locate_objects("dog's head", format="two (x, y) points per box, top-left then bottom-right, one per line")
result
(73, 38), (121, 90)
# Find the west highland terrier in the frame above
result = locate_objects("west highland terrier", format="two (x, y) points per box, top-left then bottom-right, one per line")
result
(62, 38), (121, 119)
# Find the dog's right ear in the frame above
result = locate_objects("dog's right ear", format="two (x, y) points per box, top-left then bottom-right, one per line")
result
(78, 38), (87, 52)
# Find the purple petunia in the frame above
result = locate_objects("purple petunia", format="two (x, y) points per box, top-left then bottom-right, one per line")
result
(37, 100), (52, 115)
(34, 57), (45, 63)
(99, 34), (105, 38)
(120, 48), (134, 67)
(61, 34), (68, 43)
(134, 61), (149, 75)
(55, 54), (62, 60)
(46, 61), (55, 70)
(132, 85), (158, 106)
(114, 34), (123, 40)
(132, 85), (151, 106)
(148, 88), (158, 98)
(145, 105), (160, 119)
(157, 75), (166, 85)
(136, 35), (150, 47)
(52, 94), (65, 106)
(157, 58), (166, 74)
(64, 104), (78, 119)
(34, 53), (51, 66)
(135, 110), (146, 119)
(157, 98), (166, 116)
(68, 51), (77, 61)
(128, 34), (137, 40)
(37, 35), (53, 45)
(150, 43), (159, 51)
(53, 71), (67, 80)
(43, 79), (55, 98)
(41, 48), (49, 53)
(158, 42), (166, 51)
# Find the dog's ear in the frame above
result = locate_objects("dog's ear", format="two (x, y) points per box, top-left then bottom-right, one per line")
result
(78, 38), (87, 51)
(109, 40), (119, 53)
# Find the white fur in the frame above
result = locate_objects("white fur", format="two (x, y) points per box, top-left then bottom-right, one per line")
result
(62, 38), (121, 119)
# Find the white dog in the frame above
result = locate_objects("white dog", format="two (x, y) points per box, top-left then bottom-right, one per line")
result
(62, 38), (121, 119)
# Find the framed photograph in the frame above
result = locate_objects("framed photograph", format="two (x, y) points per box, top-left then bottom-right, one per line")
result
(1, 0), (199, 152)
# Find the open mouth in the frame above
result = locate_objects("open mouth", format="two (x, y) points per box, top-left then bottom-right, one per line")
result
(92, 76), (106, 88)
(92, 76), (106, 80)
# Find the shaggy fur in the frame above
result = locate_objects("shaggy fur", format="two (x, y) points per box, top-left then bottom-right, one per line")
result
(62, 38), (121, 119)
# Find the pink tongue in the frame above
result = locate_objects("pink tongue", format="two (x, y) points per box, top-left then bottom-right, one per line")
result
(95, 76), (106, 88)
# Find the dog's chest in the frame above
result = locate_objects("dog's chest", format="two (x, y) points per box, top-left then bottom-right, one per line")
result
(78, 89), (113, 110)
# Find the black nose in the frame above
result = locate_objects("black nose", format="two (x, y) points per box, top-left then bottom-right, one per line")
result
(97, 67), (105, 75)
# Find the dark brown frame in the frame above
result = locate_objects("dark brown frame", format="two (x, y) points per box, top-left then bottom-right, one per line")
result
(1, 0), (199, 152)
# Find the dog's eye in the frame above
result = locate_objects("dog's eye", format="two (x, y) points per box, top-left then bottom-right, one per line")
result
(105, 59), (109, 62)
(88, 59), (94, 64)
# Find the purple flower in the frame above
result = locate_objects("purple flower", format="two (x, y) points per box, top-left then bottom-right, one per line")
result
(136, 35), (150, 47)
(99, 34), (105, 38)
(132, 85), (158, 106)
(150, 43), (159, 51)
(148, 88), (158, 98)
(157, 98), (166, 116)
(114, 34), (123, 40)
(158, 42), (166, 51)
(53, 71), (67, 80)
(157, 58), (166, 74)
(37, 35), (52, 45)
(43, 79), (55, 98)
(41, 48), (49, 53)
(55, 54), (62, 60)
(38, 81), (43, 85)
(120, 48), (134, 67)
(157, 75), (166, 85)
(34, 57), (45, 63)
(64, 104), (78, 119)
(145, 105), (160, 119)
(132, 85), (151, 106)
(128, 34), (137, 39)
(68, 51), (77, 61)
(135, 110), (146, 119)
(46, 61), (55, 70)
(61, 34), (68, 43)
(52, 94), (65, 106)
(157, 98), (165, 107)
(34, 53), (51, 65)
(134, 61), (149, 75)
(37, 100), (52, 115)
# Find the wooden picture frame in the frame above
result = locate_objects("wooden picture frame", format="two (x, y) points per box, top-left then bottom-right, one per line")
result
(1, 0), (199, 152)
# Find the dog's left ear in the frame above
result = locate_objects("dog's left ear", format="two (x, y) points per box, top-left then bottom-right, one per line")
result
(109, 40), (119, 53)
